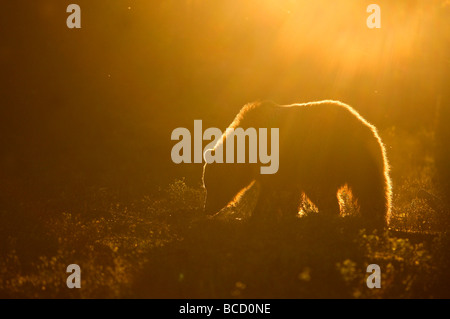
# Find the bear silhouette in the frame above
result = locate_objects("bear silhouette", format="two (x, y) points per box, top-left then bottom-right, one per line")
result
(202, 100), (392, 228)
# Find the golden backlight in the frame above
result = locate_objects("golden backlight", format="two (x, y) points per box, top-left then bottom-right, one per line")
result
(0, 0), (449, 299)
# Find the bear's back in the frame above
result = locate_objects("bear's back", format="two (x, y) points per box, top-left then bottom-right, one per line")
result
(232, 100), (386, 179)
(234, 100), (377, 142)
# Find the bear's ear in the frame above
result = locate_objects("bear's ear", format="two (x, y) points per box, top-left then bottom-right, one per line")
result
(203, 148), (214, 163)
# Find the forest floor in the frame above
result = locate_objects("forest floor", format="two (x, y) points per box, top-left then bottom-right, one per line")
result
(0, 177), (449, 298)
(1, 128), (449, 298)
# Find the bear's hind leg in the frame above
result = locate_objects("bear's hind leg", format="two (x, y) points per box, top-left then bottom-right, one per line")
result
(307, 187), (340, 217)
(279, 188), (302, 218)
(350, 174), (387, 229)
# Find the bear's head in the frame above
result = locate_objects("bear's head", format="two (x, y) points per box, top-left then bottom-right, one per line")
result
(202, 150), (256, 215)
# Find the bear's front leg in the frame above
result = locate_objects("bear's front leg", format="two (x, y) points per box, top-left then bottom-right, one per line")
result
(252, 184), (301, 220)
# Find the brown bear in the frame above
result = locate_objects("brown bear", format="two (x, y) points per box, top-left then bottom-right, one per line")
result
(202, 100), (392, 228)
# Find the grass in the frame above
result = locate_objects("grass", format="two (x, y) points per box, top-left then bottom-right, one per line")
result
(0, 128), (449, 299)
(1, 177), (449, 299)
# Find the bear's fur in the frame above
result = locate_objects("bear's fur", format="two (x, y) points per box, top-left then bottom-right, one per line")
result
(202, 100), (392, 228)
